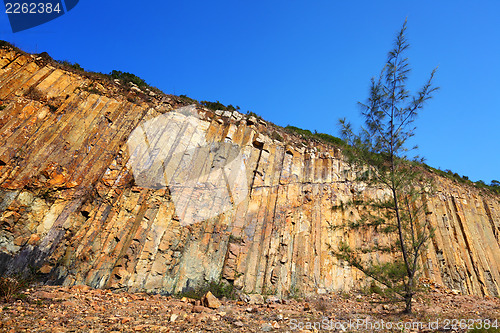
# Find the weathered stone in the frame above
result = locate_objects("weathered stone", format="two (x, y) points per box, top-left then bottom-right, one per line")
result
(201, 291), (221, 309)
(192, 305), (206, 313)
(39, 264), (53, 274)
(317, 288), (327, 294)
(261, 323), (273, 331)
(0, 46), (499, 301)
(247, 116), (257, 125)
(265, 295), (281, 304)
(246, 294), (264, 305)
(231, 112), (243, 121)
(73, 285), (92, 292)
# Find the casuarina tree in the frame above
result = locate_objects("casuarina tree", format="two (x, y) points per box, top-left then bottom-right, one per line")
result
(335, 20), (439, 313)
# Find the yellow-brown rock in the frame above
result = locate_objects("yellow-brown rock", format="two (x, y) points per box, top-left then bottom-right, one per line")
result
(201, 291), (221, 309)
(0, 44), (499, 298)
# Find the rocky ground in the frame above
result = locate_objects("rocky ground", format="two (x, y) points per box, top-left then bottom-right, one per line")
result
(0, 282), (499, 333)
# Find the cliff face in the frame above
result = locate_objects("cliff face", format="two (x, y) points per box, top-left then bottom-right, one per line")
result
(0, 46), (499, 297)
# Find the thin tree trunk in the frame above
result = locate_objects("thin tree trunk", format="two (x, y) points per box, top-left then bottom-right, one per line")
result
(404, 294), (412, 313)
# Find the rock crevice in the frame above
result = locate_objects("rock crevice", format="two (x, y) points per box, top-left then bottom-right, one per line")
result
(0, 47), (499, 297)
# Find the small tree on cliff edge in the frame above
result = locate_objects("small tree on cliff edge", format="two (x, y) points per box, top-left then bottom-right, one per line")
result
(336, 20), (438, 313)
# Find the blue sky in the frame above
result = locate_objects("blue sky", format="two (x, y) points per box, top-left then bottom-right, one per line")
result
(1, 0), (499, 183)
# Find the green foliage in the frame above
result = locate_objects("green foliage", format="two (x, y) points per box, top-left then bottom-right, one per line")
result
(106, 70), (162, 96)
(330, 199), (395, 231)
(334, 216), (386, 231)
(337, 241), (352, 254)
(423, 164), (499, 194)
(246, 111), (262, 120)
(339, 290), (351, 299)
(475, 179), (500, 195)
(360, 280), (383, 295)
(201, 100), (225, 111)
(285, 125), (313, 137)
(37, 51), (53, 62)
(331, 201), (345, 211)
(271, 130), (283, 142)
(261, 286), (277, 296)
(314, 132), (345, 146)
(0, 105), (6, 111)
(201, 100), (239, 112)
(336, 20), (438, 314)
(431, 167), (472, 184)
(83, 84), (102, 95)
(178, 94), (198, 105)
(178, 280), (237, 300)
(368, 281), (383, 295)
(106, 70), (163, 96)
(287, 284), (303, 300)
(285, 125), (345, 148)
(39, 187), (57, 203)
(109, 70), (149, 89)
(380, 224), (397, 233)
(56, 60), (84, 71)
(207, 280), (237, 300)
(127, 96), (138, 104)
(368, 198), (395, 210)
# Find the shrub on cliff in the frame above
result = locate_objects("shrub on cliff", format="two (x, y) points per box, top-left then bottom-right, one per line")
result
(201, 100), (240, 112)
(285, 125), (345, 148)
(109, 70), (149, 89)
(56, 60), (84, 72)
(334, 20), (439, 314)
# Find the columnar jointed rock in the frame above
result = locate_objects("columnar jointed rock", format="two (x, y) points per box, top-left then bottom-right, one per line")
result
(0, 46), (499, 297)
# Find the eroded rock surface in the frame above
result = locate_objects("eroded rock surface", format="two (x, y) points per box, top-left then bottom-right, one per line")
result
(0, 46), (499, 297)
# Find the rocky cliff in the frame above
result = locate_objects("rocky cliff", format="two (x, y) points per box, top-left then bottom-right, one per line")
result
(0, 45), (499, 297)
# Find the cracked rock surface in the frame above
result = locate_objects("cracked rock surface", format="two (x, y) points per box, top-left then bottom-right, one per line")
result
(0, 45), (499, 297)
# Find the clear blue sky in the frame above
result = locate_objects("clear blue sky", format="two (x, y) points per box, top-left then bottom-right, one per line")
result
(1, 0), (499, 183)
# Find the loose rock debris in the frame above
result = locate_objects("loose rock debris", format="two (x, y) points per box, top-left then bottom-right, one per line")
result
(1, 284), (499, 332)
